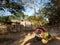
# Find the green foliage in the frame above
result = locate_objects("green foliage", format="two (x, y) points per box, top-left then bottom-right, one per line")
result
(6, 3), (24, 14)
(0, 16), (11, 24)
(0, 0), (24, 15)
(28, 15), (48, 26)
(42, 0), (60, 25)
(0, 0), (25, 24)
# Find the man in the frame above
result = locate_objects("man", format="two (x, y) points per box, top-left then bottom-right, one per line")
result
(36, 25), (46, 34)
(35, 25), (51, 42)
(35, 25), (46, 41)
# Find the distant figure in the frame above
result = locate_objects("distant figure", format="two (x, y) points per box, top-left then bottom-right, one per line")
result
(37, 25), (46, 34)
(35, 25), (52, 42)
(35, 25), (46, 38)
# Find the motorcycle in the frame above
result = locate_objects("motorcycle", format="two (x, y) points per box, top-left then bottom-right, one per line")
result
(35, 31), (52, 44)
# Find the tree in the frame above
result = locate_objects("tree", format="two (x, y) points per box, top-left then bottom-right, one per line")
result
(42, 0), (60, 25)
(0, 0), (24, 24)
(28, 15), (48, 26)
(0, 16), (12, 24)
(0, 0), (24, 14)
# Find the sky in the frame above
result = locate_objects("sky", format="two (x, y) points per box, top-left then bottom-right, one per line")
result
(0, 0), (50, 16)
(0, 9), (12, 16)
(23, 0), (50, 16)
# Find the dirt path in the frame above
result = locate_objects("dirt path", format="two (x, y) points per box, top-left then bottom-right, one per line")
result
(20, 32), (35, 45)
(21, 33), (60, 45)
(10, 32), (60, 45)
(0, 31), (60, 45)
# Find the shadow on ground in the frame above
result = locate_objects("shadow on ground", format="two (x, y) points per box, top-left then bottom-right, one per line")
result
(0, 31), (60, 45)
(0, 32), (26, 45)
(24, 37), (60, 45)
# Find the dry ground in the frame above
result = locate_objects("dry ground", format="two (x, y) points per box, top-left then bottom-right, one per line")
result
(0, 31), (60, 45)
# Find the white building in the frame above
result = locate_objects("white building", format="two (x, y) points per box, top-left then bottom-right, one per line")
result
(20, 20), (34, 27)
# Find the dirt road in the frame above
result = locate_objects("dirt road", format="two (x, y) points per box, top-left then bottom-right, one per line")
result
(10, 32), (60, 45)
(0, 31), (60, 45)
